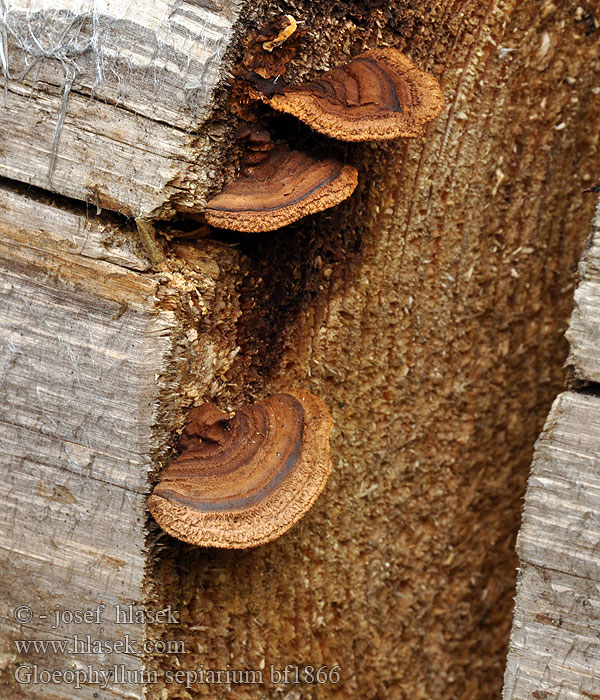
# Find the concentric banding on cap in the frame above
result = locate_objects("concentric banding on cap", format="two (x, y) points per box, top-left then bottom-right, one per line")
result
(205, 146), (358, 232)
(147, 389), (333, 548)
(265, 48), (444, 141)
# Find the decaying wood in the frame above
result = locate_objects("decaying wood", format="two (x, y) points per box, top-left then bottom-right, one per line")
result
(145, 2), (600, 699)
(0, 1), (599, 699)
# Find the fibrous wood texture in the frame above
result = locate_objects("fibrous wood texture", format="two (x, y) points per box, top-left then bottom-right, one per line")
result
(0, 0), (246, 217)
(146, 2), (600, 700)
(0, 1), (599, 700)
(503, 392), (600, 700)
(503, 201), (600, 699)
(0, 185), (173, 699)
(567, 203), (600, 382)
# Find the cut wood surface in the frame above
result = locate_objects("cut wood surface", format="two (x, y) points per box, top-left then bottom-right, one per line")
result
(567, 202), (600, 383)
(0, 1), (599, 699)
(503, 199), (600, 700)
(0, 0), (246, 217)
(503, 391), (600, 700)
(0, 196), (173, 699)
(0, 182), (150, 271)
(0, 179), (242, 698)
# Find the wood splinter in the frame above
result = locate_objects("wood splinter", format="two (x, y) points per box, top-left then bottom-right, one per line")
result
(147, 389), (333, 548)
(262, 14), (298, 52)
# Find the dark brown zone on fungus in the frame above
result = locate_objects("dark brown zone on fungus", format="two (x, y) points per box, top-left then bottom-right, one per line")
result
(147, 389), (333, 549)
(263, 49), (444, 141)
(209, 150), (347, 213)
(227, 1), (444, 118)
(153, 394), (305, 512)
(296, 56), (406, 113)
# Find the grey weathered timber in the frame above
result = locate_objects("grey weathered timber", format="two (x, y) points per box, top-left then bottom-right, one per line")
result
(0, 0), (246, 217)
(503, 203), (600, 699)
(0, 182), (149, 271)
(0, 194), (174, 699)
(567, 201), (600, 383)
(0, 1), (246, 691)
(503, 392), (600, 700)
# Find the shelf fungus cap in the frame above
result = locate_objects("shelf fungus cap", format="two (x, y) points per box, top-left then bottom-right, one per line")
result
(204, 145), (357, 232)
(147, 389), (333, 548)
(264, 48), (444, 141)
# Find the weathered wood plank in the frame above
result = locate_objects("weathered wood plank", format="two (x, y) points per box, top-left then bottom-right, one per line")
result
(504, 564), (600, 700)
(0, 205), (174, 699)
(503, 391), (600, 700)
(0, 181), (149, 270)
(0, 0), (245, 216)
(567, 201), (600, 383)
(0, 81), (204, 217)
(4, 0), (243, 126)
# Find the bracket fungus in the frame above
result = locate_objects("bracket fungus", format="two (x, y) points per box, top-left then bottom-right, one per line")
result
(204, 144), (357, 232)
(263, 48), (444, 141)
(238, 125), (274, 168)
(147, 389), (333, 548)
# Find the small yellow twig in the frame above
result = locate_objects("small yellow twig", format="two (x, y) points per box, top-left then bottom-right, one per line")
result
(262, 15), (297, 52)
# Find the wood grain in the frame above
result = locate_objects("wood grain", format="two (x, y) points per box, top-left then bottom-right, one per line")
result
(503, 391), (600, 700)
(0, 0), (599, 699)
(504, 197), (600, 700)
(0, 201), (174, 699)
(567, 201), (600, 383)
(0, 0), (245, 217)
(0, 182), (150, 271)
(146, 2), (600, 699)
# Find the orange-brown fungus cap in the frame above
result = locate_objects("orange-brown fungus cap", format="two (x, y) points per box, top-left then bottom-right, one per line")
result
(147, 389), (333, 548)
(204, 145), (357, 232)
(264, 48), (444, 141)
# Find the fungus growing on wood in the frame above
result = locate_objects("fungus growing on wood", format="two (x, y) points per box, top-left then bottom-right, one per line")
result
(147, 389), (333, 548)
(238, 125), (274, 168)
(263, 48), (444, 141)
(204, 145), (357, 232)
